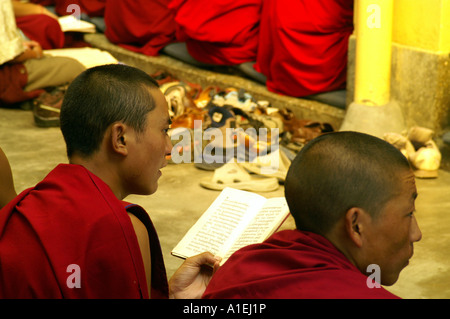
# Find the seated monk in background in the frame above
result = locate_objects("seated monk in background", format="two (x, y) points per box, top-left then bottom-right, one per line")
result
(254, 0), (354, 97)
(104, 0), (176, 56)
(13, 0), (65, 49)
(169, 0), (262, 65)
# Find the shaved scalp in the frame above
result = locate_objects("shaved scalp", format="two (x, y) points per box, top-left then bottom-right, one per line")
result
(60, 64), (159, 158)
(285, 131), (411, 236)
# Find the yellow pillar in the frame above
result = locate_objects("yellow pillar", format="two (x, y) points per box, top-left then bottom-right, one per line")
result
(393, 0), (450, 53)
(354, 0), (394, 106)
(340, 0), (405, 138)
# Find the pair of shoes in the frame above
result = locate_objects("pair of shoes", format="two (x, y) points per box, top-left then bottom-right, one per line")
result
(240, 147), (291, 183)
(211, 88), (258, 113)
(199, 158), (279, 192)
(170, 107), (211, 130)
(194, 86), (221, 108)
(277, 108), (333, 144)
(408, 127), (441, 178)
(168, 125), (234, 166)
(384, 126), (441, 178)
(160, 81), (198, 118)
(199, 145), (292, 191)
(150, 70), (178, 86)
(32, 84), (67, 127)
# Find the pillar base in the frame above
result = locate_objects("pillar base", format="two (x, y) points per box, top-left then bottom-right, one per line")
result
(339, 101), (406, 139)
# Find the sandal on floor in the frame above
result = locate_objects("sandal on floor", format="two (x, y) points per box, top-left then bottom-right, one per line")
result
(384, 132), (416, 160)
(194, 86), (221, 108)
(150, 70), (178, 86)
(171, 107), (210, 130)
(409, 139), (441, 179)
(240, 148), (291, 182)
(385, 127), (441, 178)
(163, 83), (198, 118)
(199, 159), (279, 192)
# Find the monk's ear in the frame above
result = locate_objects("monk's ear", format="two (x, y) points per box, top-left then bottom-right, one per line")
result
(110, 122), (128, 156)
(344, 207), (368, 248)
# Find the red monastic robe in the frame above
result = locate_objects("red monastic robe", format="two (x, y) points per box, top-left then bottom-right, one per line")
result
(169, 0), (261, 65)
(104, 0), (176, 56)
(254, 0), (354, 97)
(0, 63), (43, 107)
(16, 14), (65, 50)
(29, 0), (106, 17)
(202, 230), (400, 299)
(0, 164), (168, 299)
(54, 0), (106, 17)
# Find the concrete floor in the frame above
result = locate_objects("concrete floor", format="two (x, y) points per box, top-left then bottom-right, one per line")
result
(1, 106), (449, 299)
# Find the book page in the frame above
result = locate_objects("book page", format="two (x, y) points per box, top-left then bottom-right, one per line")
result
(222, 197), (289, 262)
(171, 188), (266, 259)
(58, 15), (96, 33)
(43, 48), (118, 69)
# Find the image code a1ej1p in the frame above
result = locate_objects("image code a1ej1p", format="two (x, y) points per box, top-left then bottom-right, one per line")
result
(182, 302), (267, 317)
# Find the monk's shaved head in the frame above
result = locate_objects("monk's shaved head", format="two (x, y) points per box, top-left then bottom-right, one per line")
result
(285, 131), (412, 236)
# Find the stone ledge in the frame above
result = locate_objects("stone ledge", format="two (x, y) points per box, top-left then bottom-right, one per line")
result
(84, 33), (345, 130)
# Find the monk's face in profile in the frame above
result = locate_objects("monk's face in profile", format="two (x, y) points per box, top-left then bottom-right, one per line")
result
(362, 169), (422, 285)
(123, 88), (172, 196)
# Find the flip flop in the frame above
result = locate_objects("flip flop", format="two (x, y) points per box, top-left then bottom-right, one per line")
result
(240, 148), (291, 182)
(409, 140), (441, 178)
(385, 127), (441, 179)
(199, 159), (279, 192)
(383, 132), (415, 160)
(194, 86), (221, 108)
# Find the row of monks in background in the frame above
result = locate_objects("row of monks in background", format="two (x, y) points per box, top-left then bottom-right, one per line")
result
(25, 0), (354, 98)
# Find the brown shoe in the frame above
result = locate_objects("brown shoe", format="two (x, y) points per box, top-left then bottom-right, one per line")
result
(32, 85), (67, 127)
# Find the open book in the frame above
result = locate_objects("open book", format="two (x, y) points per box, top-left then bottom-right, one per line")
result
(58, 15), (96, 33)
(43, 47), (118, 69)
(171, 187), (290, 265)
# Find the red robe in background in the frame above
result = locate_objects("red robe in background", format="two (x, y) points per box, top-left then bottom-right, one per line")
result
(29, 0), (106, 17)
(169, 0), (261, 65)
(0, 164), (168, 299)
(16, 14), (64, 50)
(55, 0), (105, 17)
(202, 230), (400, 299)
(104, 0), (176, 56)
(254, 0), (354, 97)
(0, 63), (43, 107)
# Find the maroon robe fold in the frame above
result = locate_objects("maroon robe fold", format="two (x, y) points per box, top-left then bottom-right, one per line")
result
(0, 63), (43, 107)
(16, 14), (65, 50)
(202, 230), (400, 299)
(55, 0), (106, 17)
(254, 0), (354, 97)
(29, 0), (106, 17)
(104, 0), (176, 56)
(0, 164), (168, 299)
(169, 0), (261, 65)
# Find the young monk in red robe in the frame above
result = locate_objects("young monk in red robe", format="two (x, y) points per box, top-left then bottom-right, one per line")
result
(0, 64), (220, 299)
(104, 0), (176, 56)
(203, 132), (422, 299)
(169, 0), (261, 65)
(254, 0), (354, 97)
